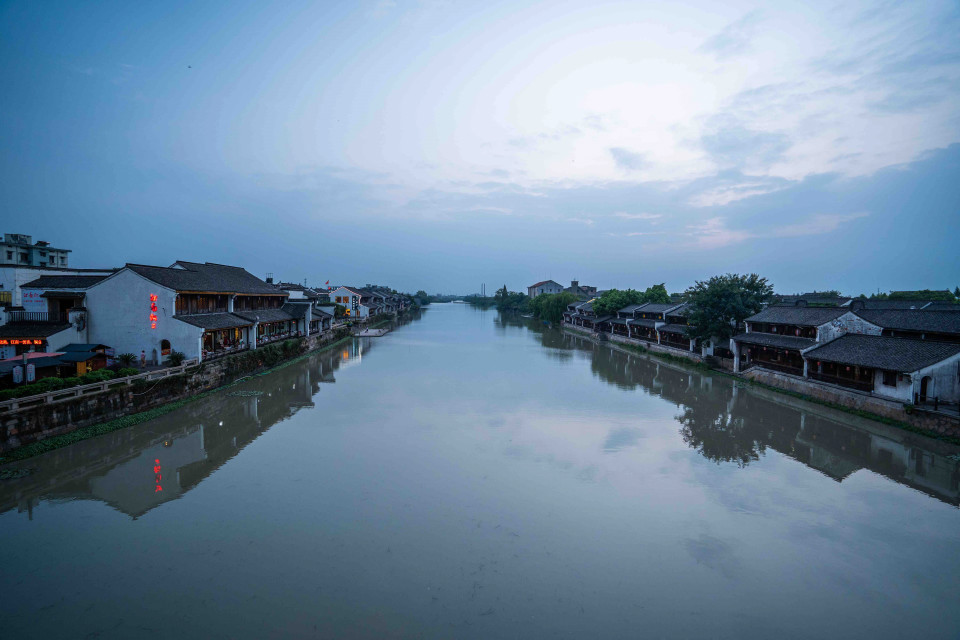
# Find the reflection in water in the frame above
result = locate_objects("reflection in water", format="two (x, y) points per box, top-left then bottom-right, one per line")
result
(1, 306), (958, 639)
(0, 319), (405, 519)
(503, 313), (960, 506)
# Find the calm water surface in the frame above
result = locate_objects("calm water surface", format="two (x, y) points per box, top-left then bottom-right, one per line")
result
(2, 303), (959, 639)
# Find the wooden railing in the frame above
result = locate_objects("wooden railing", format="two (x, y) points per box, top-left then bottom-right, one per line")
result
(0, 359), (200, 413)
(7, 310), (69, 323)
(809, 371), (874, 392)
(753, 360), (804, 376)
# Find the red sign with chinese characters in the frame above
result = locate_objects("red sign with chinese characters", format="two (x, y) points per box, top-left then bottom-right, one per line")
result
(149, 294), (158, 329)
(0, 339), (44, 345)
(154, 458), (162, 493)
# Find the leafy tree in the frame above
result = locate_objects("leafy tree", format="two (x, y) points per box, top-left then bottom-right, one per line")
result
(683, 273), (773, 343)
(955, 286), (960, 298)
(116, 352), (137, 367)
(494, 285), (529, 312)
(414, 290), (432, 304)
(888, 289), (956, 301)
(591, 283), (671, 316)
(529, 292), (578, 323)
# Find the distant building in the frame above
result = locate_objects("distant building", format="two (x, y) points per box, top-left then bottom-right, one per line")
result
(0, 232), (114, 307)
(0, 233), (71, 268)
(527, 280), (563, 298)
(563, 280), (597, 299)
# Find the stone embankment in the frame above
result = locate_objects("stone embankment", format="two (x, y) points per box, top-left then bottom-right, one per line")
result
(563, 324), (960, 441)
(0, 327), (352, 455)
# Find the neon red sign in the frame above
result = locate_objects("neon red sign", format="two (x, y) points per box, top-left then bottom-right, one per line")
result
(150, 294), (158, 329)
(0, 339), (44, 345)
(154, 458), (162, 493)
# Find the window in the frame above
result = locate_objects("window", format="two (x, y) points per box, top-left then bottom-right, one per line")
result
(39, 251), (46, 257)
(882, 370), (897, 387)
(161, 339), (171, 356)
(19, 253), (28, 263)
(5, 251), (10, 260)
(60, 256), (66, 264)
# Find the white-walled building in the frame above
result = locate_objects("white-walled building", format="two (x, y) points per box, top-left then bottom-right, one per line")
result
(84, 261), (294, 363)
(330, 286), (377, 319)
(527, 280), (564, 298)
(803, 335), (960, 403)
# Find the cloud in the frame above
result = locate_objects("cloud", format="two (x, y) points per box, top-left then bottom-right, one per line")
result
(697, 11), (763, 60)
(700, 118), (792, 170)
(613, 212), (662, 220)
(609, 147), (648, 171)
(685, 212), (869, 249)
(769, 212), (869, 237)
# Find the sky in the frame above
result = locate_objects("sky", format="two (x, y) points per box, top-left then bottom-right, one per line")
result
(1, 0), (958, 295)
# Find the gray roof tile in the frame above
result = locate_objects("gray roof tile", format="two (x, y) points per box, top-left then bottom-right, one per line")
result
(854, 310), (960, 335)
(733, 332), (817, 350)
(805, 335), (960, 372)
(746, 306), (849, 325)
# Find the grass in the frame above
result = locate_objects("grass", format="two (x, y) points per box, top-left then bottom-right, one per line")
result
(0, 332), (356, 465)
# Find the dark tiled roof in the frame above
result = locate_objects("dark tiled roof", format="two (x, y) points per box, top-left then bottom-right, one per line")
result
(658, 323), (691, 335)
(0, 322), (72, 338)
(805, 335), (960, 372)
(312, 309), (333, 320)
(618, 303), (648, 313)
(577, 301), (594, 312)
(746, 306), (849, 326)
(0, 355), (66, 373)
(126, 262), (284, 295)
(922, 302), (960, 311)
(21, 275), (108, 289)
(58, 351), (102, 363)
(593, 316), (613, 324)
(174, 313), (254, 330)
(854, 310), (960, 335)
(628, 318), (659, 328)
(608, 318), (628, 326)
(61, 343), (108, 352)
(733, 332), (817, 350)
(849, 299), (942, 310)
(637, 303), (683, 314)
(281, 302), (311, 319)
(234, 308), (295, 324)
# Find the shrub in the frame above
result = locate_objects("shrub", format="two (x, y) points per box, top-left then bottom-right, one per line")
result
(80, 369), (116, 385)
(116, 353), (137, 367)
(167, 350), (186, 366)
(61, 377), (81, 388)
(117, 368), (139, 377)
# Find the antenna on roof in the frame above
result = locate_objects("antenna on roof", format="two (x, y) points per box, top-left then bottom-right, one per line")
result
(265, 272), (274, 285)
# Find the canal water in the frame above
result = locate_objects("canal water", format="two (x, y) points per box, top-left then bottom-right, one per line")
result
(2, 303), (959, 639)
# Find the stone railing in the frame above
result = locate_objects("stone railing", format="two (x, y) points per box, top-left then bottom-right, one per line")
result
(0, 359), (200, 413)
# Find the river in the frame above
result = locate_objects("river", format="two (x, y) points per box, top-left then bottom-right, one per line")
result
(1, 302), (959, 639)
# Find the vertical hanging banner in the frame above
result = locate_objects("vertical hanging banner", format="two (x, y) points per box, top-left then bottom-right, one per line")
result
(150, 294), (158, 329)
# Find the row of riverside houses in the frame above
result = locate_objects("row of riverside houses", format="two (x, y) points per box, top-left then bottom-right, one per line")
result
(561, 292), (960, 409)
(0, 233), (414, 382)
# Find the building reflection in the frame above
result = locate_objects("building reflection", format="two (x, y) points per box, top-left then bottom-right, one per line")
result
(515, 315), (960, 506)
(0, 311), (422, 519)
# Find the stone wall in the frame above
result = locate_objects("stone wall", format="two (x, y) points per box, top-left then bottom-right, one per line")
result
(563, 326), (704, 363)
(744, 368), (960, 438)
(0, 328), (351, 453)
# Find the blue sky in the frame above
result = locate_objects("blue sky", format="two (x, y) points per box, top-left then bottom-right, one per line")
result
(1, 0), (958, 294)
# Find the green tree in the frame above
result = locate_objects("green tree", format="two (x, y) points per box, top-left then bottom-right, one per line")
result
(591, 283), (671, 316)
(529, 292), (577, 323)
(684, 273), (773, 343)
(888, 289), (956, 301)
